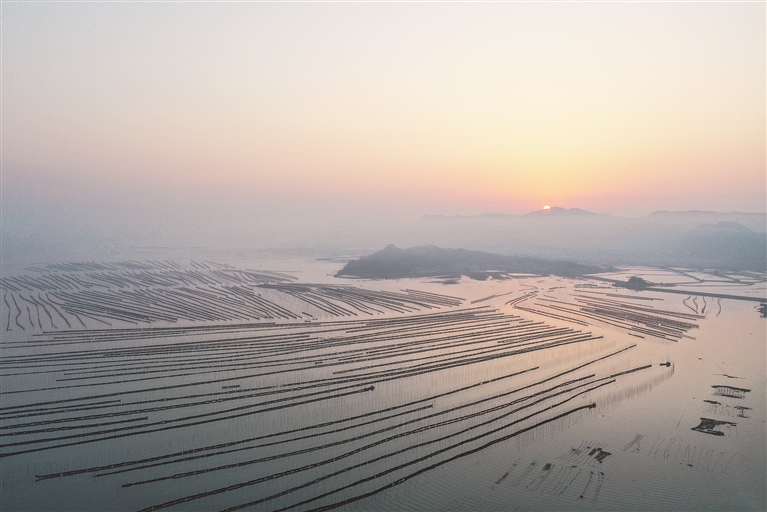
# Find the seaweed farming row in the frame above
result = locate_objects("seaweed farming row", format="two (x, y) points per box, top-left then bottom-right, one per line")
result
(0, 298), (664, 511)
(494, 458), (605, 502)
(0, 260), (295, 293)
(621, 433), (744, 472)
(512, 291), (701, 341)
(0, 308), (601, 453)
(0, 261), (464, 332)
(2, 263), (762, 511)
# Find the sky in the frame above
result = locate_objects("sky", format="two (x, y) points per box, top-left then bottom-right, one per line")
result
(2, 1), (765, 250)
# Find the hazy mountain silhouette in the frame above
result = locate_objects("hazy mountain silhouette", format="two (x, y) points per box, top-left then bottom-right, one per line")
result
(674, 221), (766, 270)
(525, 207), (608, 217)
(394, 209), (766, 271)
(644, 210), (766, 231)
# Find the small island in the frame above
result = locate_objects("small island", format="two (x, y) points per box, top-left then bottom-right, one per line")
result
(336, 244), (607, 280)
(617, 276), (652, 290)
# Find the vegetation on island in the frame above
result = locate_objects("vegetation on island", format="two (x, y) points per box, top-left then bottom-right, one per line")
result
(336, 244), (607, 280)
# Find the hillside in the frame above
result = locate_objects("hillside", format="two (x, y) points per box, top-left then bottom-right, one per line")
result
(395, 209), (766, 271)
(336, 244), (607, 279)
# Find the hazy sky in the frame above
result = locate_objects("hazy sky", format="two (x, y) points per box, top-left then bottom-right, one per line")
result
(3, 1), (765, 247)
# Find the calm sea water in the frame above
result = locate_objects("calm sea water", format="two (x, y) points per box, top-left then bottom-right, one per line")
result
(1, 255), (764, 511)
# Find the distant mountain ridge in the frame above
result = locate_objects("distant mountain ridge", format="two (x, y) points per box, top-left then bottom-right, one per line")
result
(422, 208), (764, 227)
(397, 209), (766, 271)
(421, 207), (612, 221)
(643, 210), (766, 232)
(525, 206), (609, 217)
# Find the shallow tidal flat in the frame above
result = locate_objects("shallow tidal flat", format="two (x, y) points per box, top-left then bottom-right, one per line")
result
(1, 260), (765, 511)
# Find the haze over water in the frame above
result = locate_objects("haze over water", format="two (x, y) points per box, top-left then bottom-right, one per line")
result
(3, 1), (765, 258)
(1, 3), (765, 512)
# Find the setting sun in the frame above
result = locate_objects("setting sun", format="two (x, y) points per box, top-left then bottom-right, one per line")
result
(543, 205), (551, 210)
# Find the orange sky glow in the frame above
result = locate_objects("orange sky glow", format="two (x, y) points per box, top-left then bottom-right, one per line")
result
(3, 2), (765, 224)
